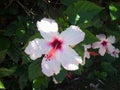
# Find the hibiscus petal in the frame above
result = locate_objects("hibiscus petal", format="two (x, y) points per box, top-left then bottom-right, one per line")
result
(107, 35), (115, 44)
(108, 48), (120, 58)
(25, 39), (50, 60)
(99, 46), (106, 56)
(84, 44), (91, 50)
(92, 42), (101, 49)
(58, 46), (83, 70)
(96, 34), (106, 40)
(37, 18), (59, 41)
(84, 51), (90, 59)
(42, 57), (61, 77)
(114, 49), (120, 58)
(84, 44), (91, 59)
(107, 44), (115, 53)
(60, 25), (85, 46)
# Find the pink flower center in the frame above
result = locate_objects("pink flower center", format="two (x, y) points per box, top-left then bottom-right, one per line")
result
(45, 38), (63, 60)
(112, 51), (117, 55)
(101, 40), (107, 46)
(45, 49), (56, 60)
(50, 38), (63, 50)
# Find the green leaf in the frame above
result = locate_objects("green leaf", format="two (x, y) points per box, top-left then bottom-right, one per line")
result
(102, 54), (116, 63)
(61, 0), (79, 6)
(28, 33), (42, 41)
(80, 21), (93, 29)
(14, 65), (29, 90)
(82, 29), (99, 44)
(94, 70), (107, 80)
(0, 36), (10, 62)
(28, 59), (42, 80)
(105, 23), (120, 42)
(65, 1), (103, 24)
(74, 44), (84, 58)
(19, 75), (28, 89)
(109, 3), (120, 20)
(0, 81), (5, 89)
(7, 44), (22, 63)
(54, 68), (67, 83)
(85, 59), (94, 68)
(87, 72), (95, 80)
(0, 50), (7, 63)
(0, 36), (10, 51)
(56, 18), (69, 33)
(74, 65), (84, 75)
(0, 67), (17, 78)
(22, 54), (31, 64)
(33, 76), (50, 89)
(4, 21), (19, 36)
(101, 62), (117, 74)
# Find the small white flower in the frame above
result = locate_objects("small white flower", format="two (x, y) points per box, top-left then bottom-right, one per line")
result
(109, 48), (120, 58)
(92, 34), (115, 56)
(25, 18), (85, 77)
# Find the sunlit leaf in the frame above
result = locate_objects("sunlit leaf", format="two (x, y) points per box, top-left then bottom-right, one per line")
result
(33, 76), (50, 89)
(109, 3), (120, 20)
(0, 81), (5, 89)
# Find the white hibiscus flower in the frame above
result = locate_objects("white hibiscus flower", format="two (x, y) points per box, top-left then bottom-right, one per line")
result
(25, 18), (85, 77)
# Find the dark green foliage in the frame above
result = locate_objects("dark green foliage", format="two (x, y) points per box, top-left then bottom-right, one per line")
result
(0, 0), (120, 90)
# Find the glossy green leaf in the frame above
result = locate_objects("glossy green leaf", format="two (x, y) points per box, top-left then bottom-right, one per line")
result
(82, 29), (99, 44)
(28, 59), (42, 80)
(33, 76), (50, 89)
(74, 44), (84, 58)
(54, 68), (67, 83)
(65, 1), (103, 24)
